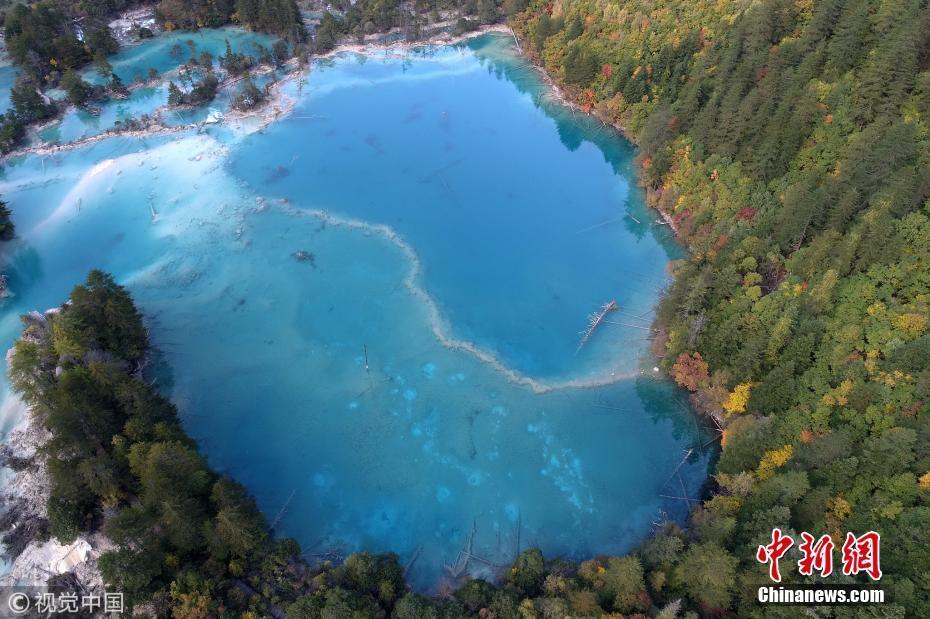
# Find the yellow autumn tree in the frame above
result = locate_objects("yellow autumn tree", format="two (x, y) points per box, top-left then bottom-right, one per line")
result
(895, 313), (928, 338)
(756, 444), (793, 480)
(821, 379), (853, 407)
(723, 383), (751, 415)
(919, 472), (930, 491)
(825, 495), (852, 537)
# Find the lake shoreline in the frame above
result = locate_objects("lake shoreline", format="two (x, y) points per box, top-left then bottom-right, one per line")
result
(505, 30), (685, 242)
(0, 23), (712, 598)
(1, 24), (512, 164)
(502, 29), (720, 433)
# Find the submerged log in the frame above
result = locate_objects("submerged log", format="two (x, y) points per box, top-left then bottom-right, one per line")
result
(576, 300), (619, 353)
(444, 520), (477, 580)
(403, 545), (423, 579)
(292, 250), (316, 267)
(270, 489), (296, 530)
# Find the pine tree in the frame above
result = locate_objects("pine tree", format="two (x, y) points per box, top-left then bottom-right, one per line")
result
(853, 14), (921, 125)
(477, 0), (497, 25)
(824, 0), (870, 77)
(167, 81), (184, 107)
(563, 42), (598, 86)
(565, 13), (583, 41)
(60, 70), (90, 106)
(0, 200), (14, 241)
(10, 77), (53, 123)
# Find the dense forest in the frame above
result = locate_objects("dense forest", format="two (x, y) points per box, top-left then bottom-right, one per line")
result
(0, 1), (117, 151)
(3, 1), (121, 82)
(310, 0), (510, 52)
(4, 0), (930, 616)
(156, 0), (305, 41)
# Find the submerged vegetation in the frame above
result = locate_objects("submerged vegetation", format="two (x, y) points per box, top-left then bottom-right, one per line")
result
(0, 200), (13, 242)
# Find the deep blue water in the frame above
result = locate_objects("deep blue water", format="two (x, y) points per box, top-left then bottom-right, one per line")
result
(0, 34), (710, 589)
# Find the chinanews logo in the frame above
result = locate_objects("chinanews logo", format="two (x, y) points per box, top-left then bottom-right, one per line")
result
(754, 529), (885, 606)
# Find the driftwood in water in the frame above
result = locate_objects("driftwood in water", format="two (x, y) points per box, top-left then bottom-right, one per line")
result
(659, 493), (700, 504)
(443, 520), (507, 578)
(656, 448), (700, 508)
(444, 520), (476, 579)
(661, 448), (694, 490)
(604, 318), (655, 332)
(576, 300), (619, 352)
(404, 545), (423, 578)
(270, 489), (296, 529)
(576, 216), (626, 234)
(514, 510), (521, 559)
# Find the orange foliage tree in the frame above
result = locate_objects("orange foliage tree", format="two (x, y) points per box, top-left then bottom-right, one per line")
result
(671, 351), (709, 392)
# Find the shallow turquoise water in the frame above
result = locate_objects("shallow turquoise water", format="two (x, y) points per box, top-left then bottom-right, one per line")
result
(0, 65), (18, 115)
(32, 28), (279, 145)
(38, 86), (167, 143)
(0, 34), (709, 589)
(81, 27), (279, 85)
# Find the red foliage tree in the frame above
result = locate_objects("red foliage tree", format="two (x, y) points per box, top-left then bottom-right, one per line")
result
(736, 207), (756, 221)
(671, 351), (709, 392)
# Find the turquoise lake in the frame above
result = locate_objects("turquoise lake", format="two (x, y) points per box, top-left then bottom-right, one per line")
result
(0, 65), (17, 115)
(0, 33), (712, 589)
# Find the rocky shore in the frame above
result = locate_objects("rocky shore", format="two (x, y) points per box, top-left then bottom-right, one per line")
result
(317, 23), (512, 59)
(108, 5), (161, 46)
(0, 318), (109, 595)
